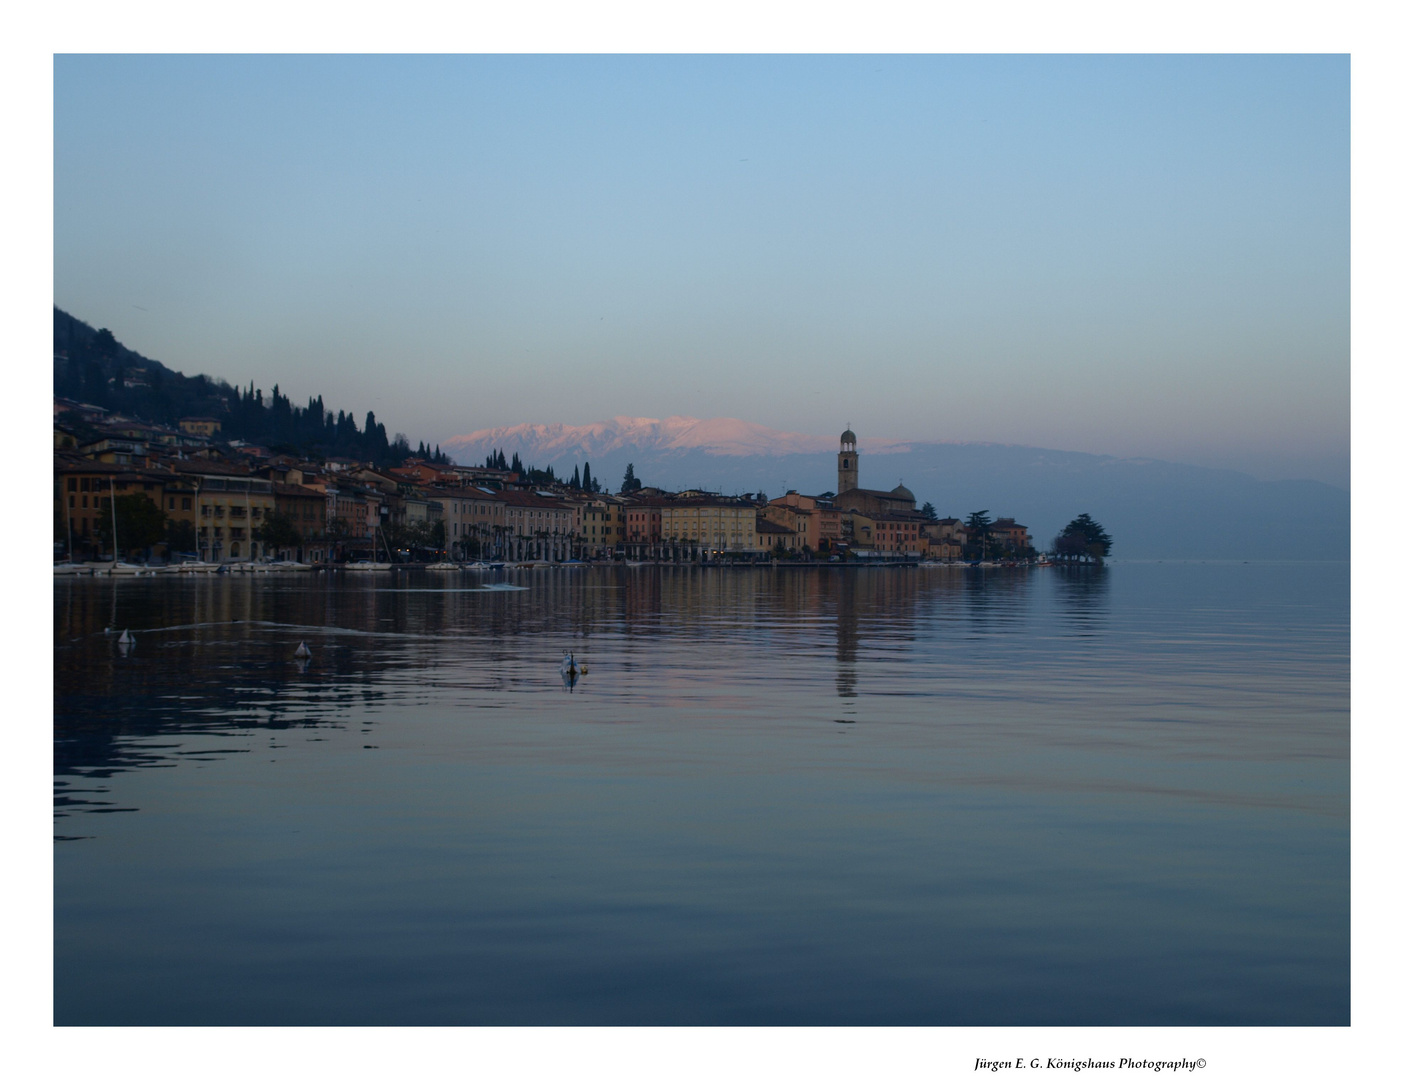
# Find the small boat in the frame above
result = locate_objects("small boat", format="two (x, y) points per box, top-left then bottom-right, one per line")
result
(53, 563), (93, 576)
(293, 641), (312, 659)
(344, 561), (393, 572)
(107, 561), (145, 576)
(425, 562), (461, 571)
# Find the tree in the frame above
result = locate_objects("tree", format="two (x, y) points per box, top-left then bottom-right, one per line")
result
(166, 519), (198, 554)
(920, 501), (936, 520)
(582, 462), (592, 493)
(95, 493), (167, 559)
(964, 510), (992, 560)
(621, 463), (642, 493)
(1054, 514), (1113, 563)
(256, 512), (303, 555)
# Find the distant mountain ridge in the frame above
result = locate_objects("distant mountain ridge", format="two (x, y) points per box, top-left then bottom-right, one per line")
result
(444, 416), (1349, 561)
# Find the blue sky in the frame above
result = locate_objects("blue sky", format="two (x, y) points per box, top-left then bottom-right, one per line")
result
(54, 54), (1349, 485)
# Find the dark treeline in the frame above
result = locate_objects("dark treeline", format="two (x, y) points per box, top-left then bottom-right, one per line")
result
(53, 307), (449, 468)
(481, 450), (603, 492)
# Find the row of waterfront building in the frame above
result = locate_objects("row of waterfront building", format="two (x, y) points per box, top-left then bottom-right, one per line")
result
(54, 410), (1033, 564)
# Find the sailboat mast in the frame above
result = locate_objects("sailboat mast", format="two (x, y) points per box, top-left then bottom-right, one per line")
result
(109, 474), (120, 562)
(64, 476), (74, 563)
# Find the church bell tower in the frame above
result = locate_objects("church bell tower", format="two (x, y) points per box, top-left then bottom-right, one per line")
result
(838, 427), (858, 493)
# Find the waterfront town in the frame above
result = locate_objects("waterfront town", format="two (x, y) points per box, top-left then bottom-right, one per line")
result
(55, 402), (1038, 568)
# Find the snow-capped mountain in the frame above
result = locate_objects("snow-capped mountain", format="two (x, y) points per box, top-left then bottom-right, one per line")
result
(443, 415), (907, 461)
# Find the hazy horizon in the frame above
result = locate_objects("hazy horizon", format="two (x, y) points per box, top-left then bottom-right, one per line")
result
(55, 55), (1349, 488)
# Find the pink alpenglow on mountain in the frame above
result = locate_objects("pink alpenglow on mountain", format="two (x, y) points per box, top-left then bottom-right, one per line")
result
(442, 416), (908, 462)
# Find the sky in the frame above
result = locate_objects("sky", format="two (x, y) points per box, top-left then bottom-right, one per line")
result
(54, 54), (1349, 486)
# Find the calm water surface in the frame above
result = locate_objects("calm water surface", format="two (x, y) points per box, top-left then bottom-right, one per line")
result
(53, 563), (1349, 1025)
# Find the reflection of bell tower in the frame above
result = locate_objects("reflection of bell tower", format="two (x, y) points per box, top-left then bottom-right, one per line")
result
(838, 427), (859, 493)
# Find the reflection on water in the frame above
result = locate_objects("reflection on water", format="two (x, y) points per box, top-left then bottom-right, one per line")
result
(54, 563), (1348, 1025)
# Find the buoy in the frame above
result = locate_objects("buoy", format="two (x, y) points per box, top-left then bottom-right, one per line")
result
(294, 641), (311, 659)
(117, 629), (133, 645)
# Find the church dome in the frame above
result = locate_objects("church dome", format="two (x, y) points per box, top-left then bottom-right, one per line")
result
(891, 482), (913, 500)
(840, 428), (856, 444)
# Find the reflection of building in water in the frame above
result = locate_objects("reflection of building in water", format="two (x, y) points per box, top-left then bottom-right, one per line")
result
(834, 570), (858, 703)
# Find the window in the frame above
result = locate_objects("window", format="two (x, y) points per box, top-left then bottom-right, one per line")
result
(81, 496), (88, 509)
(169, 498), (176, 510)
(80, 478), (90, 492)
(68, 478), (77, 492)
(69, 496), (75, 509)
(182, 498), (191, 511)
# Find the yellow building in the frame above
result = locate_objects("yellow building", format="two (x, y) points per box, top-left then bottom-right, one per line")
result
(755, 517), (796, 553)
(658, 499), (758, 557)
(55, 458), (168, 560)
(179, 417), (222, 437)
(574, 495), (627, 558)
(173, 463), (277, 563)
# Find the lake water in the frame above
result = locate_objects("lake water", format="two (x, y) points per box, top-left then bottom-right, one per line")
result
(53, 563), (1349, 1025)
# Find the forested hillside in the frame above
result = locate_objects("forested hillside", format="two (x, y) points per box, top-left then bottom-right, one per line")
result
(53, 307), (447, 467)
